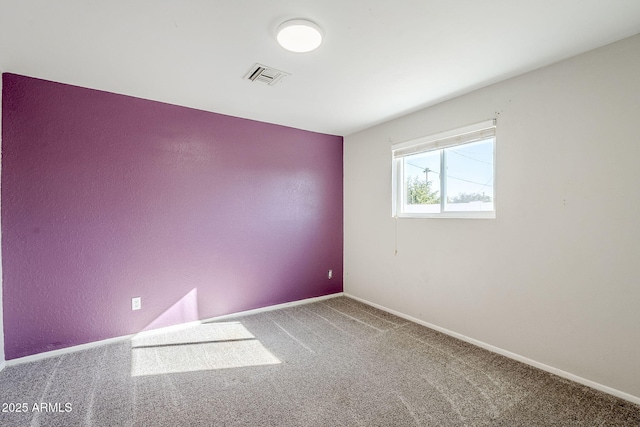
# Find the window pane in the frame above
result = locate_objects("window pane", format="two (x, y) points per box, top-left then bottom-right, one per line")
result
(444, 138), (494, 212)
(402, 150), (441, 214)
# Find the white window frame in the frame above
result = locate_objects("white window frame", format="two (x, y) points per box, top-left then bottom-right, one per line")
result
(392, 119), (496, 219)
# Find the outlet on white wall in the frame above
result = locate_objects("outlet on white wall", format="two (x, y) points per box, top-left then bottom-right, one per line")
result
(131, 297), (141, 311)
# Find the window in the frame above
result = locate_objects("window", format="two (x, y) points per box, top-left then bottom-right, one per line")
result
(392, 120), (496, 218)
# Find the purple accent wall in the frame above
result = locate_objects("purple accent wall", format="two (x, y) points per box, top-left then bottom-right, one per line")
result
(1, 73), (343, 360)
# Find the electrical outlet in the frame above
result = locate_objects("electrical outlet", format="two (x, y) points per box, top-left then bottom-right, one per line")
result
(328, 269), (333, 279)
(132, 297), (141, 311)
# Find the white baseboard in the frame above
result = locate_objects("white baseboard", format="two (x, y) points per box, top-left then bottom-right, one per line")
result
(6, 292), (344, 367)
(0, 360), (5, 373)
(208, 292), (344, 321)
(344, 292), (640, 406)
(6, 333), (138, 367)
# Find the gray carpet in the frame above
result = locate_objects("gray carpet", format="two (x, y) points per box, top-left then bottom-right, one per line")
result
(1, 296), (639, 426)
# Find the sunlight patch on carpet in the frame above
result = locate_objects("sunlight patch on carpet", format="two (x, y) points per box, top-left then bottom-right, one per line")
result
(130, 322), (281, 377)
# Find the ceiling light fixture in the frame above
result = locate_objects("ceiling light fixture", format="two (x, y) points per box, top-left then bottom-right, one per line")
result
(276, 19), (323, 53)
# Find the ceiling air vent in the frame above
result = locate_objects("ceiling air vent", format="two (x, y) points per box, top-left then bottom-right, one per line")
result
(244, 63), (290, 86)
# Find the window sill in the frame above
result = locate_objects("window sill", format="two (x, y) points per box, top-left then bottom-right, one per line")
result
(395, 211), (496, 219)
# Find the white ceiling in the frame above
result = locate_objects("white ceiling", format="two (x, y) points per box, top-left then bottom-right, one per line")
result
(1, 1), (640, 136)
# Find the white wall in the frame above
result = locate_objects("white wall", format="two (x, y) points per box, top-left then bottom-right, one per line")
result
(344, 34), (640, 401)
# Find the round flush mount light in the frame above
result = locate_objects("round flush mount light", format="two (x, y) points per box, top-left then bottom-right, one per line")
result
(276, 19), (323, 53)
